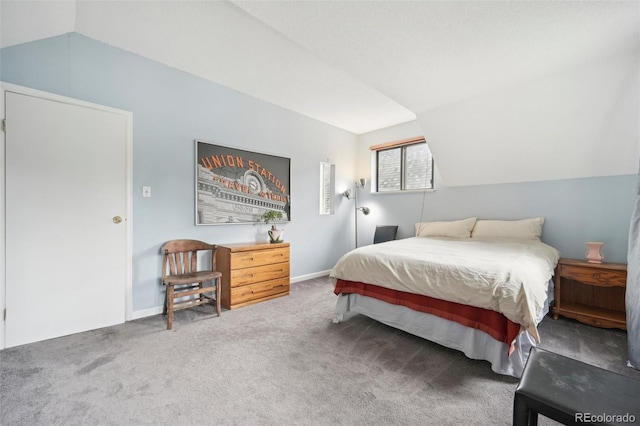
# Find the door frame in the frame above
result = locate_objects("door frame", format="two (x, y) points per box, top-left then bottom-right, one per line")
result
(0, 82), (133, 349)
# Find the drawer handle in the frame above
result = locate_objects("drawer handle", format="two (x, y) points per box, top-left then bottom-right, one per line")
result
(593, 273), (600, 279)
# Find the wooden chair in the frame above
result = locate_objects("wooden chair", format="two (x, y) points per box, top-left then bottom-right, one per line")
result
(161, 239), (222, 330)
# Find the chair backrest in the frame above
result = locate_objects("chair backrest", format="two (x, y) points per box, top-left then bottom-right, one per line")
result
(373, 226), (398, 244)
(161, 239), (217, 279)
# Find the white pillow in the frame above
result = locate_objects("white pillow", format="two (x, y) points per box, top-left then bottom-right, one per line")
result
(471, 217), (545, 240)
(415, 217), (477, 238)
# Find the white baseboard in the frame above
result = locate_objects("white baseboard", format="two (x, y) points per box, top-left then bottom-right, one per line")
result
(290, 270), (331, 283)
(131, 306), (163, 320)
(131, 271), (331, 320)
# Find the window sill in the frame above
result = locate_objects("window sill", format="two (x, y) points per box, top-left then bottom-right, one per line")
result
(370, 189), (436, 195)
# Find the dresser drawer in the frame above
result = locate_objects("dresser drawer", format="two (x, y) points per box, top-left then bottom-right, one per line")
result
(230, 247), (290, 270)
(560, 265), (627, 287)
(230, 277), (290, 305)
(230, 262), (290, 287)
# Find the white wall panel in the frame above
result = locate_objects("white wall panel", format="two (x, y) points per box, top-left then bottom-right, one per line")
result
(418, 52), (640, 186)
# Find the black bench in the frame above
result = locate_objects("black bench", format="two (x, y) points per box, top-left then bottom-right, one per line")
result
(513, 347), (640, 426)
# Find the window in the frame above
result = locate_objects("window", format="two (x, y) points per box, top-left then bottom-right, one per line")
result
(371, 137), (433, 192)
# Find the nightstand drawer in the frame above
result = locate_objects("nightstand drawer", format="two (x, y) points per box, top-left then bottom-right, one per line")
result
(561, 265), (627, 287)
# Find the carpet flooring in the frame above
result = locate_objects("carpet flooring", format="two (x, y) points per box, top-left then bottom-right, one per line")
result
(1, 277), (638, 425)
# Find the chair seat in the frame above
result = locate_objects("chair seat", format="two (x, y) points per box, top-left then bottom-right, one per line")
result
(164, 271), (222, 285)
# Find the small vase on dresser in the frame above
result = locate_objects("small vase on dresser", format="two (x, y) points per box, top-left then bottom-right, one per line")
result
(585, 242), (604, 264)
(268, 228), (284, 243)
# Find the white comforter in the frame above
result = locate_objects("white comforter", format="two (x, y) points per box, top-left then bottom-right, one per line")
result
(330, 237), (560, 342)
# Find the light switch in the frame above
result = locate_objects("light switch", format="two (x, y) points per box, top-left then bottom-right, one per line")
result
(142, 186), (151, 198)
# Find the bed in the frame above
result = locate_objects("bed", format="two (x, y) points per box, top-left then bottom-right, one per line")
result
(330, 217), (560, 378)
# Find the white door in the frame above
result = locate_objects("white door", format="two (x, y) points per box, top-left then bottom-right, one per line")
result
(5, 90), (129, 348)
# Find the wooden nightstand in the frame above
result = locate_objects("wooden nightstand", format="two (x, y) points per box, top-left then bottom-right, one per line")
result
(552, 258), (627, 330)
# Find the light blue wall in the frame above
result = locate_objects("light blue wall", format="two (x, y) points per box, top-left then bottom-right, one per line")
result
(3, 33), (636, 317)
(357, 121), (636, 264)
(1, 33), (357, 313)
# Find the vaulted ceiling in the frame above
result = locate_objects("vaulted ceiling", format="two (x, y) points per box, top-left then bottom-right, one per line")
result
(1, 0), (639, 135)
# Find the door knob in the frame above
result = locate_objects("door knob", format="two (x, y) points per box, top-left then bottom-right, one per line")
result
(113, 216), (123, 224)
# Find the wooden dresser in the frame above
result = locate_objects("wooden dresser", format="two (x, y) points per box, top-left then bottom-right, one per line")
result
(216, 242), (290, 309)
(552, 258), (627, 330)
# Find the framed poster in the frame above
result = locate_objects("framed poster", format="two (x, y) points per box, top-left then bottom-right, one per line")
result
(195, 140), (291, 225)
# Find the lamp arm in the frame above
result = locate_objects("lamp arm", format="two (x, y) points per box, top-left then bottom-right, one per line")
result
(354, 182), (358, 248)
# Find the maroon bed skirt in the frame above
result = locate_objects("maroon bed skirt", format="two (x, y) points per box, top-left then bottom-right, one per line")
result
(334, 279), (521, 346)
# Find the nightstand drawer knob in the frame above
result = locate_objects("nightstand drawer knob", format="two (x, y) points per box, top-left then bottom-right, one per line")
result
(593, 273), (600, 279)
